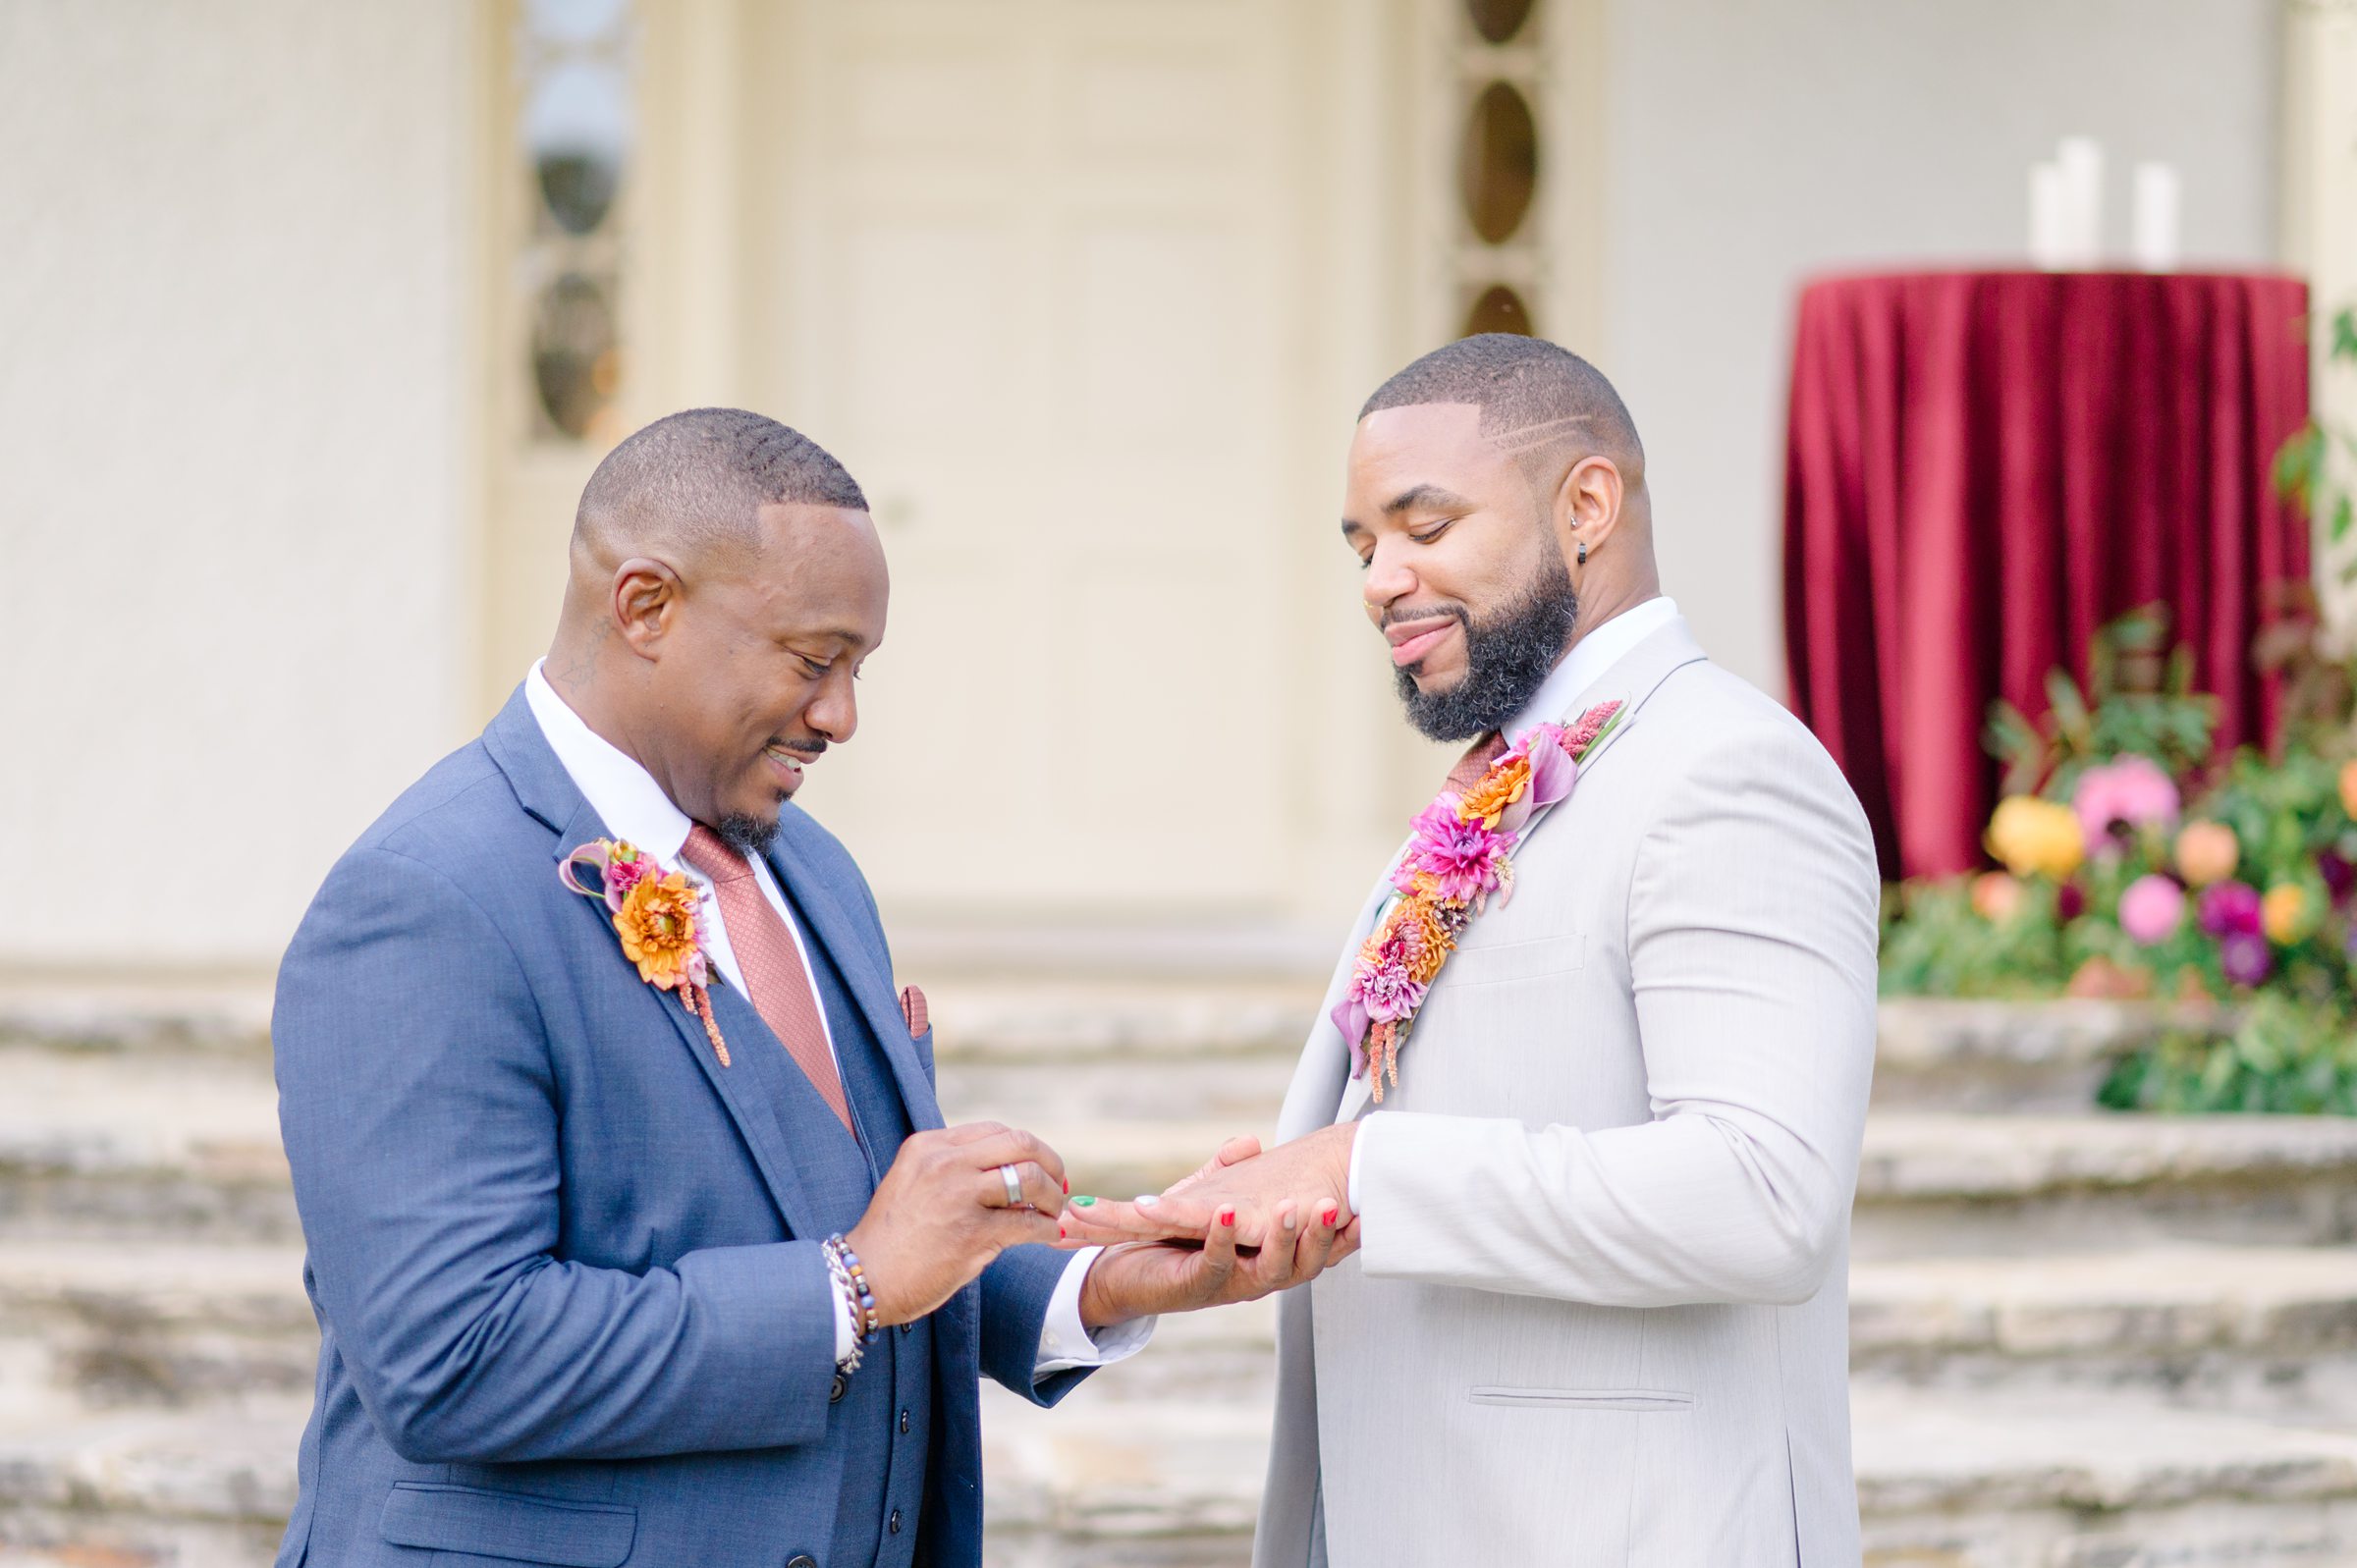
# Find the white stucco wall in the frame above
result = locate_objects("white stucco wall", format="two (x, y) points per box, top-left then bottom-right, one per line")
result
(0, 2), (475, 970)
(1599, 0), (2282, 694)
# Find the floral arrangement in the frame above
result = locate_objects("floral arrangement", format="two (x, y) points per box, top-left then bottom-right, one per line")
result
(1880, 606), (2357, 1113)
(561, 838), (731, 1066)
(1334, 700), (1622, 1101)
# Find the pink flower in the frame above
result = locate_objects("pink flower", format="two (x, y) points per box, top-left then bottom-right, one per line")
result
(2071, 757), (2180, 854)
(2198, 879), (2263, 939)
(1396, 800), (1515, 903)
(1353, 956), (1428, 1024)
(2220, 931), (2274, 987)
(2117, 875), (2186, 946)
(602, 850), (651, 909)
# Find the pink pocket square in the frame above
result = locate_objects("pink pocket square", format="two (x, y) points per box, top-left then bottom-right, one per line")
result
(899, 984), (929, 1039)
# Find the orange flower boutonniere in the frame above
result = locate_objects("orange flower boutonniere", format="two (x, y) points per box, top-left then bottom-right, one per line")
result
(561, 838), (732, 1066)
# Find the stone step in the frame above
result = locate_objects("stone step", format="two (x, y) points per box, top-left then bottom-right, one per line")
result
(14, 1027), (2357, 1254)
(12, 1343), (2357, 1566)
(0, 978), (2187, 1117)
(1869, 998), (2193, 1113)
(1854, 1112), (2357, 1256)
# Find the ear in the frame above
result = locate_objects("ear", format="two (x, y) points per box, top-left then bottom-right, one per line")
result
(1549, 455), (1624, 562)
(609, 557), (683, 660)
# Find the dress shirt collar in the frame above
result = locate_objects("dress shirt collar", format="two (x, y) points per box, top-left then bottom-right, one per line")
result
(1498, 595), (1681, 745)
(523, 661), (696, 866)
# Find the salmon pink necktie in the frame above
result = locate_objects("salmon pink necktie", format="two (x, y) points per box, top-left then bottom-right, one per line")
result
(1442, 731), (1508, 795)
(681, 825), (854, 1135)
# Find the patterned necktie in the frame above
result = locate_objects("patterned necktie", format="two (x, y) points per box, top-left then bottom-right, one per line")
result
(1442, 730), (1508, 795)
(680, 825), (854, 1135)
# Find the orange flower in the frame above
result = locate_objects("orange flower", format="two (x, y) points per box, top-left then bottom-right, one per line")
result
(1398, 896), (1455, 984)
(1457, 756), (1533, 829)
(613, 871), (704, 991)
(2341, 760), (2357, 820)
(2173, 821), (2239, 887)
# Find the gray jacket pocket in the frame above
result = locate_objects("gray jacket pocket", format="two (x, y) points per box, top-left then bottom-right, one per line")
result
(380, 1482), (636, 1567)
(1468, 1385), (1694, 1413)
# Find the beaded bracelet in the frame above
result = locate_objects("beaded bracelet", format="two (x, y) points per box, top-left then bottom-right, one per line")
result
(822, 1242), (866, 1375)
(825, 1233), (882, 1342)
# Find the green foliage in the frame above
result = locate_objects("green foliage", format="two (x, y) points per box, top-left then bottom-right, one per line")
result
(1879, 881), (2069, 999)
(2098, 994), (2357, 1114)
(1982, 607), (2217, 799)
(2277, 308), (2357, 585)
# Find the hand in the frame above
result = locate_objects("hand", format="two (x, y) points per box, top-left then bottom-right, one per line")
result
(1075, 1198), (1360, 1326)
(845, 1121), (1065, 1326)
(1063, 1123), (1357, 1252)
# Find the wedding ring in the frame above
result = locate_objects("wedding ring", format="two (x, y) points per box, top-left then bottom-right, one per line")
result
(997, 1162), (1024, 1209)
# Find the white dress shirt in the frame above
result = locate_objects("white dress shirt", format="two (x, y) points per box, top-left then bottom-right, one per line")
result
(524, 663), (1149, 1374)
(1345, 597), (1682, 1209)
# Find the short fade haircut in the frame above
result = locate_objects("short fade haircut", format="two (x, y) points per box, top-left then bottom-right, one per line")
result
(574, 407), (867, 560)
(1359, 333), (1643, 482)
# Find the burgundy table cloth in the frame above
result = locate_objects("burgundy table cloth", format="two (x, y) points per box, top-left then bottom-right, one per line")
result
(1781, 269), (2311, 882)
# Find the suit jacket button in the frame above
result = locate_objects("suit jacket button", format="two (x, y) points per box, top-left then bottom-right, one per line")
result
(900, 1322), (911, 1335)
(889, 1509), (904, 1535)
(828, 1376), (847, 1404)
(787, 1556), (819, 1568)
(899, 1408), (911, 1434)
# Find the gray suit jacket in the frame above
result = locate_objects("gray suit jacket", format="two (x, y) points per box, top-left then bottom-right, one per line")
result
(1255, 619), (1880, 1567)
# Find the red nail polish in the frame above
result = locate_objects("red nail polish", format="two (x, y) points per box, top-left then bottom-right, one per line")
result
(1058, 1221), (1068, 1240)
(1062, 1176), (1069, 1195)
(1321, 1203), (1340, 1226)
(1218, 1207), (1236, 1227)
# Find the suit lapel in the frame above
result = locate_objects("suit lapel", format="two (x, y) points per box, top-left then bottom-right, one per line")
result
(764, 829), (945, 1134)
(484, 689), (822, 1239)
(1330, 620), (1711, 1124)
(1492, 618), (1708, 861)
(1280, 864), (1400, 1142)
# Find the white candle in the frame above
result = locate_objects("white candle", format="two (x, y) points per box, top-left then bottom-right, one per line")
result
(2056, 135), (2105, 267)
(2131, 162), (2180, 271)
(2029, 162), (2069, 270)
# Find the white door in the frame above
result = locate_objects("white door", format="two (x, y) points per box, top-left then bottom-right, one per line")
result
(753, 0), (1309, 917)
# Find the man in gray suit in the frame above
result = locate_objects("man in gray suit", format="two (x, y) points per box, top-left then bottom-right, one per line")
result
(1065, 337), (1881, 1565)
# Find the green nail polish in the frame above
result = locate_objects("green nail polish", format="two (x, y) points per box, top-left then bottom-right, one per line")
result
(1070, 1195), (1097, 1207)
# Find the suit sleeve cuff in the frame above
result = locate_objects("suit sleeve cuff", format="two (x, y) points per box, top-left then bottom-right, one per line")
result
(1347, 1111), (1383, 1217)
(1035, 1247), (1154, 1374)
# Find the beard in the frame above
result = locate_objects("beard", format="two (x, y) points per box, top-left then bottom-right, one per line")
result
(715, 811), (780, 859)
(1392, 552), (1580, 743)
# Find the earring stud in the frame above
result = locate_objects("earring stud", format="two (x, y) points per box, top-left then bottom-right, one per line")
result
(1577, 540), (1588, 566)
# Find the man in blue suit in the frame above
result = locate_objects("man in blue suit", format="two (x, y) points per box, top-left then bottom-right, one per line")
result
(272, 408), (1352, 1568)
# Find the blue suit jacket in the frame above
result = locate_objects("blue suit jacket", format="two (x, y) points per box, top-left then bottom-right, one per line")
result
(272, 689), (1084, 1568)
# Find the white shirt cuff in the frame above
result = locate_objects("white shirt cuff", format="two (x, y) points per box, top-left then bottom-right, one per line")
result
(1036, 1246), (1156, 1374)
(1347, 1111), (1381, 1216)
(833, 1272), (858, 1364)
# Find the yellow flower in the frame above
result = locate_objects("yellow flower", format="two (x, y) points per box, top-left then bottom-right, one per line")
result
(2264, 883), (2317, 946)
(1985, 796), (2083, 880)
(614, 871), (703, 991)
(2172, 821), (2239, 887)
(1457, 756), (1532, 829)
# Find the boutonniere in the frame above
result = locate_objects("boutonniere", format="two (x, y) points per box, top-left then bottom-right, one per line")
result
(560, 838), (731, 1067)
(1334, 699), (1624, 1102)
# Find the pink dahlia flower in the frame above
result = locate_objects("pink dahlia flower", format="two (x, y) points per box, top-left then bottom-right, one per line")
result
(2072, 757), (2181, 854)
(1395, 799), (1515, 903)
(2116, 875), (2186, 946)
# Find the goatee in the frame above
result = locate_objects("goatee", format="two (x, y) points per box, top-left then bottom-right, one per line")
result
(716, 812), (779, 859)
(1394, 562), (1580, 743)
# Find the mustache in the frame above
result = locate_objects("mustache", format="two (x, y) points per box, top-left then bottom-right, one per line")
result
(770, 738), (828, 759)
(1379, 605), (1469, 633)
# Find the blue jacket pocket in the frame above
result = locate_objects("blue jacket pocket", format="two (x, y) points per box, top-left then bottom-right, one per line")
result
(381, 1483), (637, 1567)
